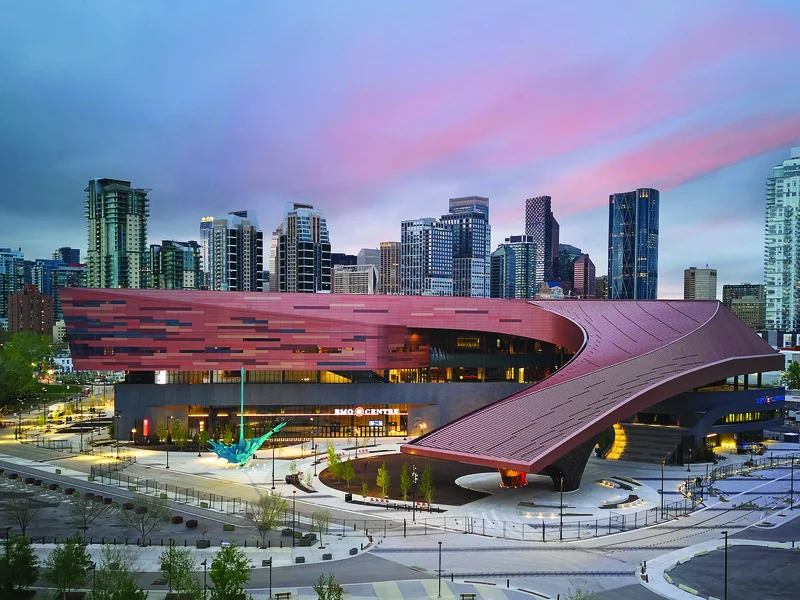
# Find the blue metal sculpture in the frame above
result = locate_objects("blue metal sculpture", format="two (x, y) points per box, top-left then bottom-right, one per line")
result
(208, 366), (287, 466)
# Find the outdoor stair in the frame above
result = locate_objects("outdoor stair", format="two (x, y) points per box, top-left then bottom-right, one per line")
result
(606, 423), (687, 463)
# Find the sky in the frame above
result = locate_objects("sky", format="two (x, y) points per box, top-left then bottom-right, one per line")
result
(2, 1), (800, 299)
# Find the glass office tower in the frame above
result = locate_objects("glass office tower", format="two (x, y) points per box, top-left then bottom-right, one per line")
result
(608, 188), (659, 300)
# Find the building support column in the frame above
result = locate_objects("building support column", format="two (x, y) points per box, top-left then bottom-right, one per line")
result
(733, 375), (739, 391)
(757, 372), (762, 388)
(744, 374), (749, 390)
(540, 436), (600, 492)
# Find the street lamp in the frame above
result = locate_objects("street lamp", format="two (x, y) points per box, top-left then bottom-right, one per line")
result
(292, 491), (297, 547)
(791, 454), (795, 511)
(722, 530), (728, 600)
(166, 415), (173, 469)
(412, 465), (419, 523)
(114, 411), (121, 459)
(559, 476), (564, 541)
(271, 438), (276, 490)
(265, 557), (272, 599)
(438, 541), (443, 598)
(313, 443), (319, 477)
(91, 561), (96, 596)
(198, 421), (204, 457)
(201, 558), (208, 600)
(660, 459), (665, 519)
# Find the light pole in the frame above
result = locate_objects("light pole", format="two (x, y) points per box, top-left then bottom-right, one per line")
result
(165, 416), (173, 469)
(201, 559), (208, 600)
(114, 411), (121, 459)
(559, 476), (564, 541)
(660, 459), (665, 519)
(791, 454), (795, 510)
(266, 557), (272, 599)
(197, 422), (203, 457)
(313, 443), (319, 477)
(271, 438), (276, 490)
(412, 465), (419, 523)
(292, 490), (297, 547)
(686, 446), (692, 472)
(91, 561), (96, 597)
(438, 541), (442, 597)
(722, 530), (728, 600)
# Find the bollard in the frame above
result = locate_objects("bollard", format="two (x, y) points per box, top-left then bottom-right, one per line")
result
(451, 574), (453, 582)
(244, 540), (247, 548)
(102, 537), (104, 545)
(269, 540), (271, 549)
(507, 579), (510, 588)
(90, 537), (93, 545)
(280, 540), (282, 548)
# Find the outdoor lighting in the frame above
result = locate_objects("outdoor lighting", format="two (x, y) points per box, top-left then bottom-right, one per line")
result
(166, 415), (173, 469)
(201, 559), (208, 600)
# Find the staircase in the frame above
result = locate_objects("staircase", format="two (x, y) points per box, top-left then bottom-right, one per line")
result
(605, 423), (687, 463)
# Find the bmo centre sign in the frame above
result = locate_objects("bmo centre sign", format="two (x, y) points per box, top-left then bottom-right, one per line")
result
(334, 407), (400, 416)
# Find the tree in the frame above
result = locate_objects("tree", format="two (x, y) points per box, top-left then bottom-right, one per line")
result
(341, 458), (355, 488)
(376, 462), (390, 498)
(70, 494), (112, 534)
(312, 573), (344, 600)
(116, 493), (171, 541)
(361, 480), (369, 501)
(248, 491), (288, 544)
(209, 543), (252, 600)
(155, 420), (168, 443)
(243, 421), (254, 440)
(326, 442), (342, 482)
(0, 493), (43, 535)
(400, 463), (411, 501)
(159, 544), (200, 597)
(91, 544), (147, 600)
(289, 460), (298, 475)
(312, 509), (331, 548)
(44, 534), (92, 598)
(221, 424), (235, 445)
(781, 360), (800, 390)
(564, 588), (601, 600)
(172, 419), (187, 449)
(0, 332), (52, 405)
(304, 471), (313, 489)
(0, 535), (39, 596)
(419, 464), (434, 504)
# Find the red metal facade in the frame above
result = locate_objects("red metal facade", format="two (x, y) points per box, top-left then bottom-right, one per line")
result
(61, 289), (782, 472)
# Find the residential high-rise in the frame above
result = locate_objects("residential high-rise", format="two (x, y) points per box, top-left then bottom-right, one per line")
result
(723, 283), (766, 330)
(273, 203), (331, 293)
(557, 243), (582, 292)
(525, 196), (559, 286)
(8, 284), (54, 338)
(440, 196), (491, 297)
(0, 247), (25, 326)
(683, 267), (717, 300)
(199, 216), (214, 289)
(400, 218), (453, 296)
(573, 254), (596, 299)
(379, 242), (400, 295)
(148, 240), (202, 290)
(608, 188), (660, 299)
(765, 148), (800, 329)
(85, 178), (150, 289)
(31, 259), (86, 321)
(52, 247), (80, 265)
(490, 235), (537, 299)
(333, 264), (379, 294)
(205, 211), (263, 292)
(595, 275), (608, 299)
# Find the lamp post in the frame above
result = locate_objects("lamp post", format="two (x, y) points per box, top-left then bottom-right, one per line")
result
(313, 443), (319, 477)
(722, 530), (728, 600)
(791, 454), (795, 511)
(438, 541), (442, 598)
(271, 438), (276, 490)
(266, 557), (272, 599)
(311, 417), (315, 472)
(412, 465), (419, 523)
(660, 459), (665, 519)
(559, 476), (564, 542)
(91, 561), (96, 597)
(292, 491), (297, 547)
(166, 416), (173, 469)
(201, 559), (208, 600)
(197, 421), (203, 457)
(114, 411), (121, 459)
(686, 446), (692, 472)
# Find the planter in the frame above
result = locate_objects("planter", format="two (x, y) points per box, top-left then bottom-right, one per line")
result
(200, 502), (208, 508)
(128, 486), (137, 491)
(9, 473), (18, 480)
(64, 487), (75, 495)
(322, 553), (332, 561)
(24, 477), (35, 484)
(349, 548), (358, 555)
(171, 515), (184, 524)
(295, 556), (305, 564)
(88, 476), (95, 482)
(84, 492), (95, 500)
(195, 539), (210, 549)
(122, 502), (134, 510)
(222, 524), (235, 532)
(281, 528), (293, 537)
(185, 519), (198, 529)
(160, 493), (168, 499)
(103, 497), (113, 505)
(33, 479), (42, 486)
(48, 483), (58, 491)
(55, 469), (62, 475)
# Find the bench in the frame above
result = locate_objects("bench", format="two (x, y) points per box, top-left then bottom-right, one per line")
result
(460, 594), (477, 600)
(275, 593), (292, 600)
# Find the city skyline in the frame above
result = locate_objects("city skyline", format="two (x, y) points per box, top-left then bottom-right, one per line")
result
(3, 2), (800, 298)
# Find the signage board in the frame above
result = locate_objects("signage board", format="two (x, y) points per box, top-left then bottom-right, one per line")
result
(333, 407), (399, 416)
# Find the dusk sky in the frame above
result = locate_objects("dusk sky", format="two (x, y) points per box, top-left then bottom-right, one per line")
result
(3, 1), (800, 298)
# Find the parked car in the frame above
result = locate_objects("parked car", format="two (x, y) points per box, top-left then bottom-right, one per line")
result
(736, 441), (766, 455)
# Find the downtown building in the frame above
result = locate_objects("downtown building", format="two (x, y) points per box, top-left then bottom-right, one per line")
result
(147, 240), (202, 290)
(400, 218), (453, 296)
(723, 283), (766, 331)
(270, 203), (331, 293)
(85, 178), (150, 289)
(8, 284), (54, 338)
(379, 242), (400, 295)
(30, 259), (86, 321)
(0, 247), (25, 328)
(557, 244), (583, 293)
(440, 196), (491, 297)
(765, 148), (800, 330)
(572, 254), (596, 299)
(684, 267), (717, 300)
(202, 211), (263, 292)
(490, 235), (537, 299)
(333, 264), (379, 294)
(608, 188), (659, 300)
(525, 196), (559, 287)
(52, 247), (80, 265)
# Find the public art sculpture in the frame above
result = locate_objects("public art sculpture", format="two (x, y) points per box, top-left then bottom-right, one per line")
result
(207, 366), (287, 466)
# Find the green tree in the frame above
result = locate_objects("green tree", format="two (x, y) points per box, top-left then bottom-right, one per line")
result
(116, 493), (171, 541)
(419, 464), (434, 504)
(0, 535), (39, 596)
(0, 332), (52, 405)
(91, 544), (147, 600)
(0, 493), (43, 536)
(564, 587), (601, 600)
(781, 360), (800, 390)
(248, 491), (288, 544)
(312, 573), (344, 600)
(361, 480), (369, 501)
(243, 421), (254, 440)
(376, 462), (390, 498)
(155, 420), (168, 443)
(209, 543), (252, 600)
(341, 458), (355, 488)
(326, 442), (342, 482)
(70, 494), (112, 535)
(171, 419), (187, 449)
(199, 429), (210, 450)
(289, 460), (298, 475)
(312, 509), (331, 548)
(221, 424), (235, 445)
(400, 463), (411, 501)
(159, 544), (200, 597)
(44, 534), (92, 598)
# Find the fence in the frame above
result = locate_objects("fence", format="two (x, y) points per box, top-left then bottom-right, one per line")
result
(709, 452), (798, 483)
(19, 435), (73, 453)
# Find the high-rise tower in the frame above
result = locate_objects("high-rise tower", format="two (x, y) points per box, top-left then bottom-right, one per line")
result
(608, 188), (659, 300)
(400, 218), (453, 296)
(683, 267), (717, 300)
(205, 211), (264, 292)
(379, 241), (400, 295)
(440, 196), (491, 297)
(85, 178), (150, 288)
(272, 203), (331, 293)
(525, 196), (559, 286)
(765, 148), (800, 329)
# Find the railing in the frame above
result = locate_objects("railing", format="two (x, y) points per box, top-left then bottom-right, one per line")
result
(19, 435), (73, 453)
